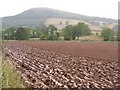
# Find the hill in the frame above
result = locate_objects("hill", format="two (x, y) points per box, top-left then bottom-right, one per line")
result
(2, 7), (117, 28)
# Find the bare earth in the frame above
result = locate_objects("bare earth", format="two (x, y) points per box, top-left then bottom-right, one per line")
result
(3, 41), (119, 89)
(22, 41), (118, 61)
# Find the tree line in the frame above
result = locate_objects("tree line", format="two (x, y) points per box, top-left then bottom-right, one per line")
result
(2, 22), (119, 41)
(3, 27), (31, 40)
(2, 25), (60, 40)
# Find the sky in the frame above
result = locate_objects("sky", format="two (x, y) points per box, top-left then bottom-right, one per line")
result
(0, 0), (119, 19)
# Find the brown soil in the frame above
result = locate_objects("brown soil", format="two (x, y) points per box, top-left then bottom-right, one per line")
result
(21, 41), (118, 61)
(2, 41), (119, 89)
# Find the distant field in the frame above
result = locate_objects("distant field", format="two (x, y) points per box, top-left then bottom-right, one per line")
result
(79, 35), (102, 41)
(44, 18), (102, 32)
(20, 41), (118, 61)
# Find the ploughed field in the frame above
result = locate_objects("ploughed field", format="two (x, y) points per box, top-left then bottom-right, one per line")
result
(3, 41), (119, 89)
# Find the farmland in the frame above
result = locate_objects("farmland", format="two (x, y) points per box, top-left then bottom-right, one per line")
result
(2, 41), (119, 89)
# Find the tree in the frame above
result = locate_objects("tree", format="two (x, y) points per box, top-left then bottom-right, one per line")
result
(31, 29), (36, 38)
(40, 26), (49, 35)
(101, 27), (114, 41)
(55, 32), (60, 38)
(62, 25), (73, 40)
(47, 25), (58, 40)
(3, 27), (16, 40)
(48, 25), (57, 35)
(15, 27), (31, 40)
(74, 22), (91, 39)
(48, 34), (58, 40)
(62, 22), (91, 40)
(39, 25), (58, 40)
(31, 28), (41, 38)
(39, 26), (48, 40)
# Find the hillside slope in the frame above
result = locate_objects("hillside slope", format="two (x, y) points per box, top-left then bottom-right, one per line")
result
(2, 7), (117, 28)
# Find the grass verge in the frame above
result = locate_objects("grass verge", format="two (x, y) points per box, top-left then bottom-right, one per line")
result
(1, 58), (24, 88)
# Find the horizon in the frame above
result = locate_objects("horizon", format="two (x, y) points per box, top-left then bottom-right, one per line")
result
(0, 0), (119, 19)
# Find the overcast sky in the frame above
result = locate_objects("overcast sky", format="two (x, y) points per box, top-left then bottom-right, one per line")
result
(0, 0), (119, 19)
